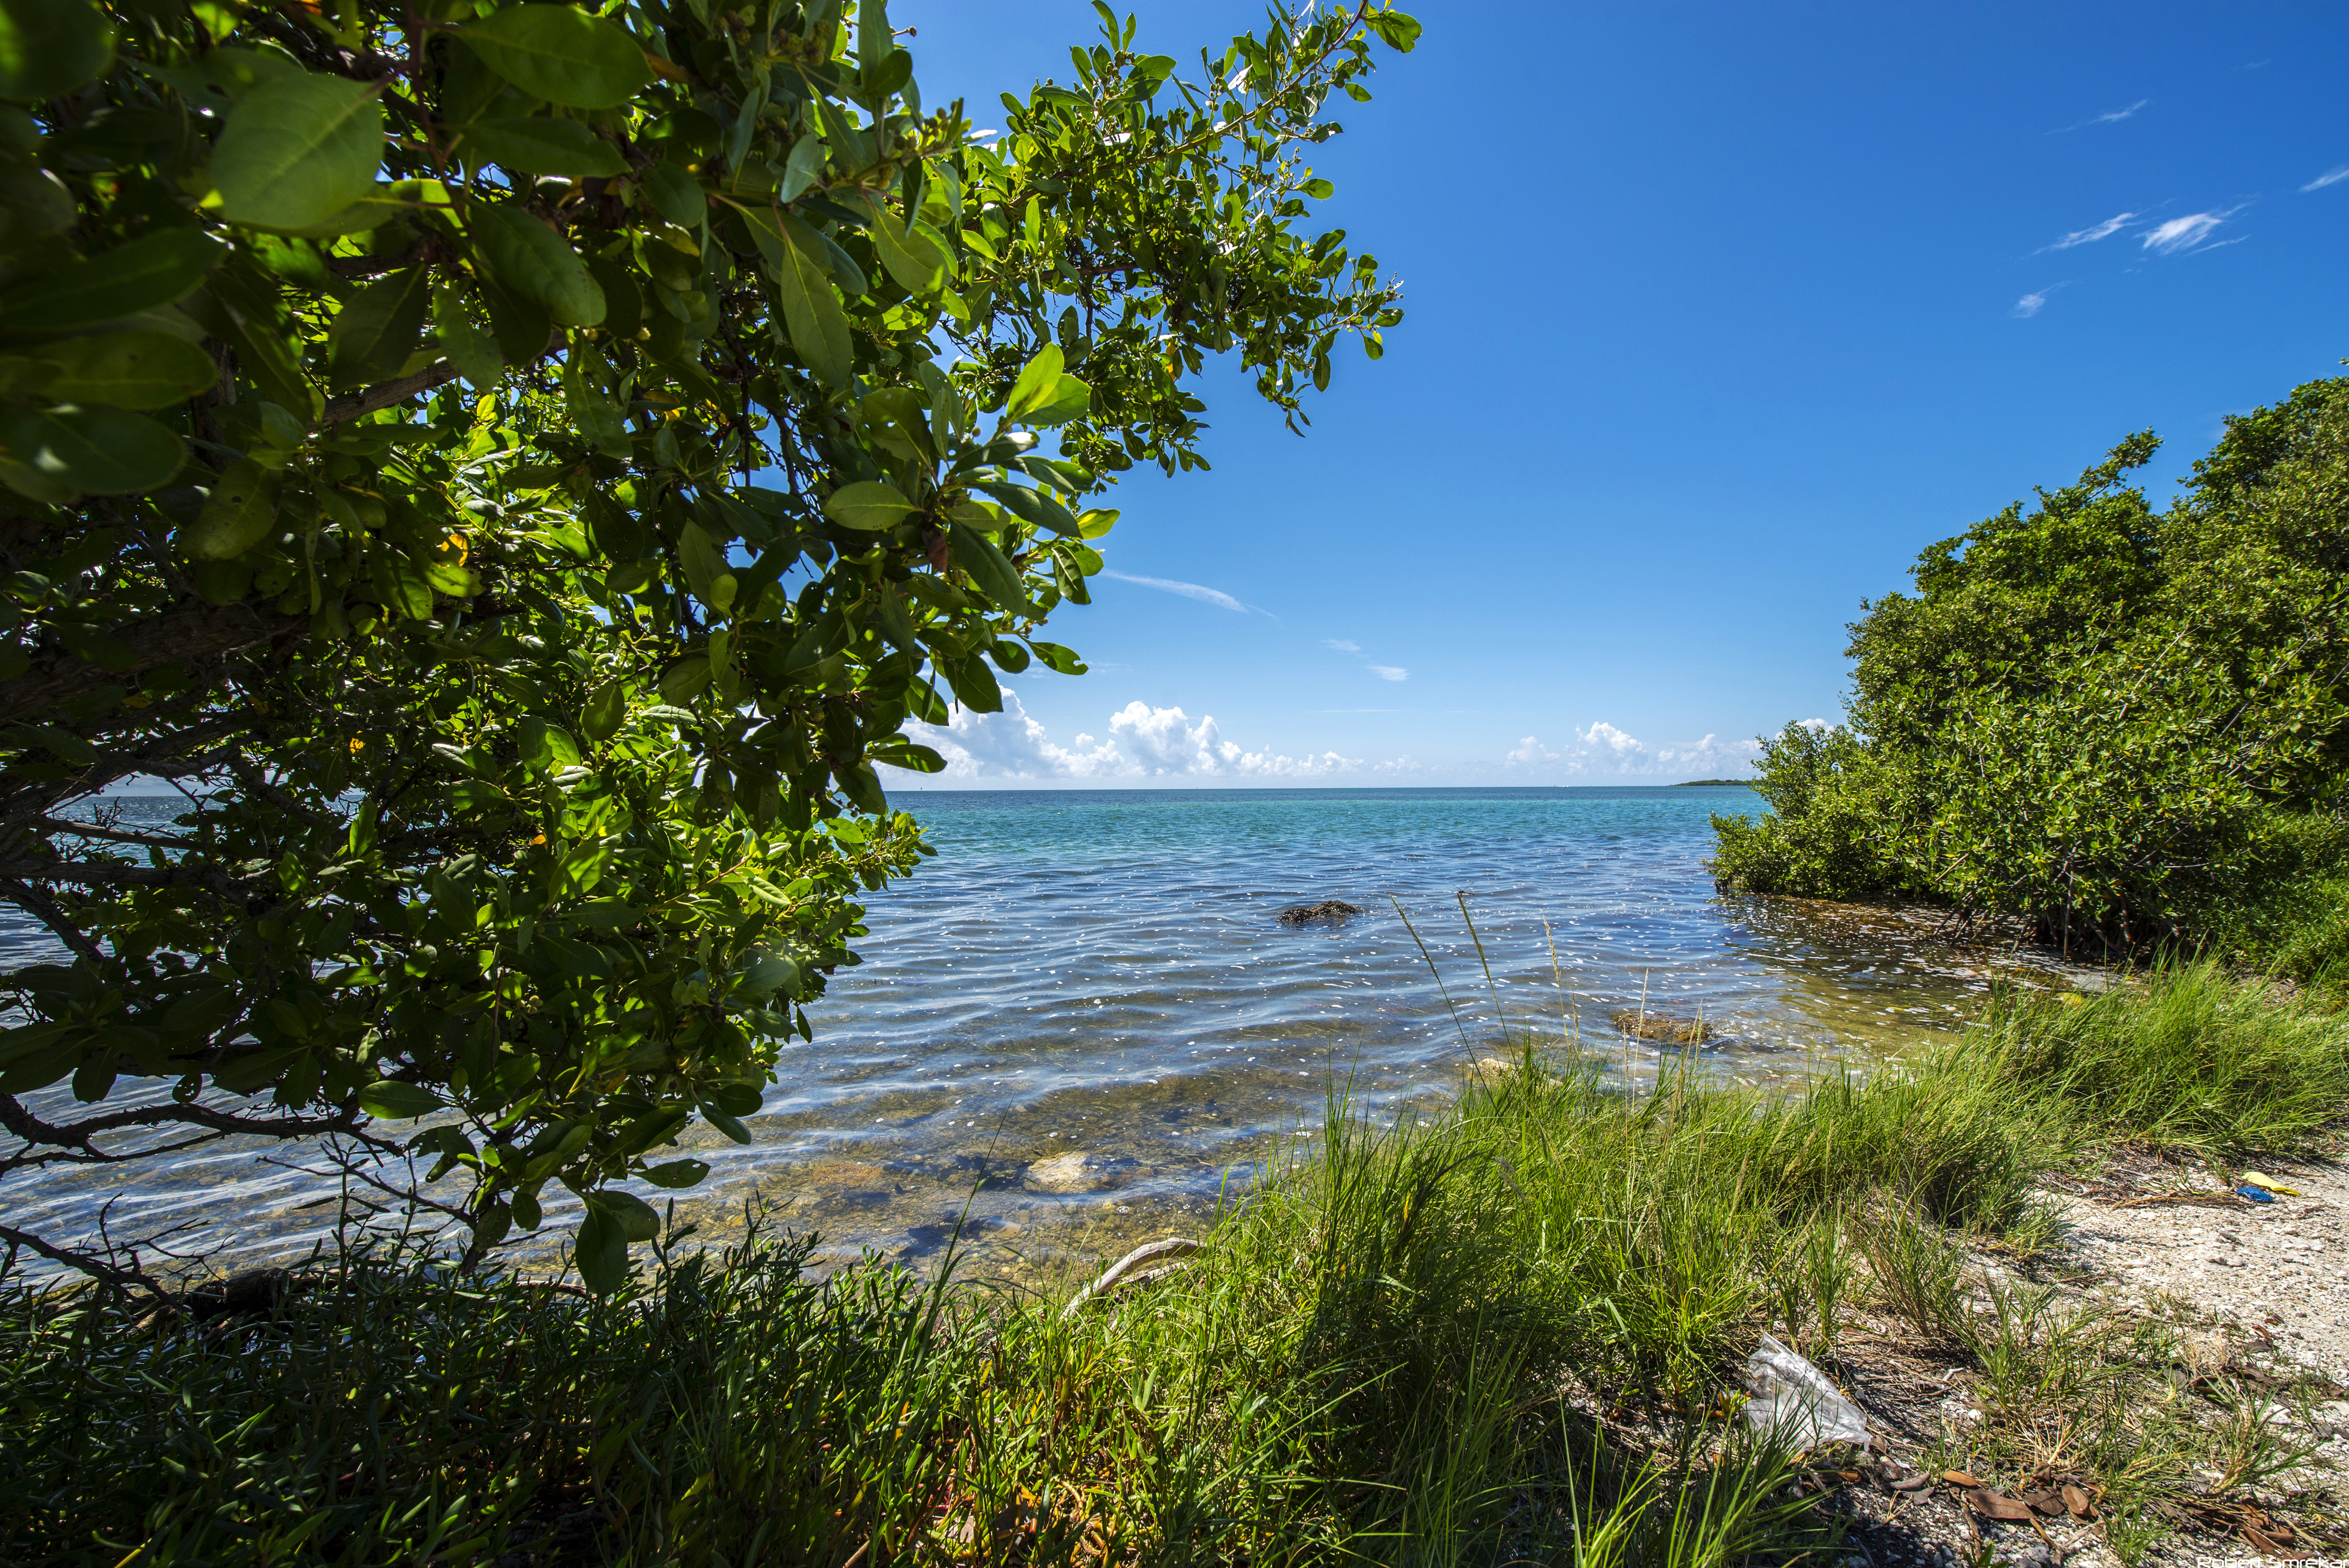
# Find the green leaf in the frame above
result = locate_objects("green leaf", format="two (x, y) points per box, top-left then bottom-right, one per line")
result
(359, 1079), (445, 1119)
(556, 841), (610, 896)
(581, 678), (625, 742)
(939, 648), (1001, 714)
(0, 228), (225, 333)
(0, 0), (113, 104)
(29, 332), (215, 409)
(0, 403), (182, 496)
(866, 205), (945, 295)
(642, 163), (706, 228)
(460, 114), (625, 177)
(180, 457), (278, 558)
(211, 73), (386, 232)
(658, 657), (711, 702)
(461, 5), (649, 110)
(472, 204), (605, 327)
(480, 277), (553, 363)
(675, 521), (733, 603)
(767, 211), (852, 389)
(823, 479), (914, 532)
(974, 480), (1082, 538)
(520, 715), (581, 769)
(1367, 9), (1423, 51)
(593, 1189), (661, 1242)
(432, 285), (504, 387)
(949, 519), (1033, 613)
(870, 740), (947, 772)
(701, 1106), (752, 1144)
(327, 267), (430, 393)
(1028, 374), (1092, 427)
(574, 1206), (628, 1294)
(642, 1158), (709, 1189)
(512, 1187), (543, 1230)
(1028, 640), (1087, 675)
(562, 340), (630, 459)
(1004, 343), (1064, 419)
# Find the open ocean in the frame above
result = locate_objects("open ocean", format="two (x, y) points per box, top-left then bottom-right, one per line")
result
(5, 787), (2082, 1278)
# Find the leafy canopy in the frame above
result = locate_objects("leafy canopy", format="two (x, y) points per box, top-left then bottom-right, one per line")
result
(0, 0), (1416, 1292)
(1712, 376), (2349, 957)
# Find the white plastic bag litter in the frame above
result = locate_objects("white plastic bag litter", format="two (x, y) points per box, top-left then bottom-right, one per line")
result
(1740, 1333), (1870, 1451)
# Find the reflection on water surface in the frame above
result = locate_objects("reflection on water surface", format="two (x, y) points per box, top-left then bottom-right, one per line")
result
(4, 788), (2092, 1283)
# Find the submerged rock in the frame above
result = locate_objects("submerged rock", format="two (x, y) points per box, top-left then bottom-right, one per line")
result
(1023, 1150), (1138, 1192)
(1277, 899), (1364, 926)
(1609, 1008), (1714, 1044)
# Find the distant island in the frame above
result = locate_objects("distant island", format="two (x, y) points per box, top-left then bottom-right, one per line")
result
(1674, 779), (1756, 786)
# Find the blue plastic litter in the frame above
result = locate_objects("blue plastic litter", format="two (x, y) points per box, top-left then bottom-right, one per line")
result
(2236, 1184), (2277, 1203)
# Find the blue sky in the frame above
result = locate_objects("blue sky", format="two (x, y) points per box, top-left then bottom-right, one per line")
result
(883, 1), (2349, 788)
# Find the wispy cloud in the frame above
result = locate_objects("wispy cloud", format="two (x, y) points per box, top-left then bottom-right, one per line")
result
(2052, 99), (2148, 133)
(1321, 638), (1361, 652)
(1102, 570), (1247, 613)
(1367, 665), (1408, 682)
(2038, 212), (2135, 253)
(2141, 210), (2233, 254)
(2011, 285), (2064, 318)
(2302, 166), (2349, 193)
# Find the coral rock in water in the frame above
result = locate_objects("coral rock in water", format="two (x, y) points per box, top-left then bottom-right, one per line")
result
(1277, 900), (1364, 926)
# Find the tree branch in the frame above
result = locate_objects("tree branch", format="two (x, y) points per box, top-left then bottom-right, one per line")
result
(0, 876), (105, 963)
(0, 601), (305, 727)
(324, 358), (462, 423)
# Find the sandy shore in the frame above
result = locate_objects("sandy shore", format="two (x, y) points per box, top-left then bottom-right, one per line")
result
(1813, 1152), (2349, 1568)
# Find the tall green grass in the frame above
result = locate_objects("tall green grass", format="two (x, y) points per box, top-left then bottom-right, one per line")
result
(5, 960), (2344, 1564)
(1970, 960), (2349, 1158)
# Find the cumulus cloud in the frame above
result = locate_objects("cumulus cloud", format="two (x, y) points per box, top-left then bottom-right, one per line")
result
(2038, 212), (2135, 251)
(1367, 665), (1409, 682)
(888, 694), (1369, 781)
(1101, 570), (1248, 613)
(1502, 722), (1763, 779)
(2141, 211), (2233, 254)
(2302, 166), (2349, 193)
(894, 691), (1125, 781)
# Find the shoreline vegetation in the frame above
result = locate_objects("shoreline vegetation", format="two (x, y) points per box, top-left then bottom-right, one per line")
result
(1708, 375), (2349, 977)
(9, 961), (2348, 1566)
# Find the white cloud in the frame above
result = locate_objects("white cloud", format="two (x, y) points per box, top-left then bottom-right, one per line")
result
(1101, 570), (1248, 613)
(1367, 665), (1408, 682)
(1506, 735), (1558, 766)
(1108, 702), (1362, 778)
(1322, 638), (1361, 652)
(1500, 722), (1762, 779)
(2302, 166), (2349, 193)
(2052, 100), (2148, 133)
(894, 691), (1125, 781)
(2038, 213), (2135, 252)
(2141, 211), (2231, 254)
(888, 694), (1370, 781)
(2011, 290), (2052, 318)
(1797, 717), (1830, 731)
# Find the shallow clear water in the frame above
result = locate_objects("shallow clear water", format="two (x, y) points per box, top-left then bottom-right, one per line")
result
(4, 787), (2083, 1282)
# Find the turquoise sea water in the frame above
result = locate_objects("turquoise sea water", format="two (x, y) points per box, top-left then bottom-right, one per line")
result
(4, 787), (2077, 1277)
